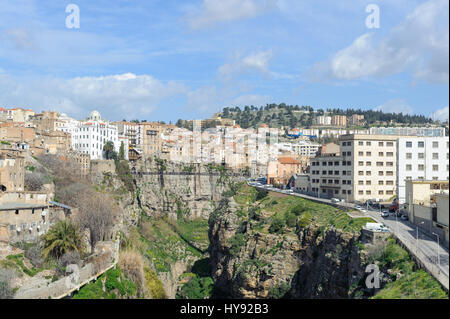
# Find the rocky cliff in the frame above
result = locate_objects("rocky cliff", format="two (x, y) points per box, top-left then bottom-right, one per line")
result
(208, 187), (368, 299)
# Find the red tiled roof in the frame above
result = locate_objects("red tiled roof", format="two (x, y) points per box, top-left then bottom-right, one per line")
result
(278, 157), (301, 165)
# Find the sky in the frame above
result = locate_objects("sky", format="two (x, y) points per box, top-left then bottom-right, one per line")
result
(0, 0), (448, 123)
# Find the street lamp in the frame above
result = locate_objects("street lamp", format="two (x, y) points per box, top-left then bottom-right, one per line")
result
(432, 232), (440, 268)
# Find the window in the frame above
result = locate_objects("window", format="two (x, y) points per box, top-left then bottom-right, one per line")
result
(406, 153), (412, 159)
(432, 165), (439, 171)
(406, 164), (412, 171)
(366, 152), (371, 156)
(387, 142), (394, 147)
(359, 181), (364, 185)
(418, 153), (424, 159)
(387, 152), (393, 157)
(418, 164), (424, 171)
(432, 153), (439, 160)
(387, 162), (393, 167)
(386, 190), (394, 195)
(366, 181), (371, 185)
(358, 171), (364, 176)
(379, 142), (384, 147)
(359, 141), (364, 146)
(379, 190), (384, 195)
(359, 190), (364, 195)
(378, 152), (384, 157)
(376, 162), (383, 166)
(366, 161), (371, 166)
(406, 141), (412, 148)
(366, 142), (371, 146)
(334, 171), (339, 175)
(366, 190), (372, 195)
(359, 161), (364, 166)
(432, 141), (439, 148)
(386, 171), (394, 176)
(386, 181), (394, 185)
(418, 141), (424, 148)
(379, 181), (384, 185)
(379, 171), (384, 176)
(358, 151), (364, 156)
(366, 171), (371, 176)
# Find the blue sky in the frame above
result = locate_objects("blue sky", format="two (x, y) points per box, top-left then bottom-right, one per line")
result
(0, 0), (448, 122)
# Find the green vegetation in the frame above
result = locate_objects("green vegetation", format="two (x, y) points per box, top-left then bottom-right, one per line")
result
(4, 254), (42, 277)
(177, 258), (214, 299)
(73, 266), (137, 299)
(144, 267), (167, 299)
(372, 239), (447, 299)
(115, 159), (135, 193)
(41, 220), (85, 260)
(268, 281), (291, 299)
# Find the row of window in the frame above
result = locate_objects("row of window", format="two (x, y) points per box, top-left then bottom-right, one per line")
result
(357, 141), (394, 147)
(405, 164), (448, 171)
(357, 180), (394, 185)
(405, 153), (449, 160)
(358, 171), (394, 176)
(405, 141), (450, 148)
(357, 151), (394, 157)
(359, 190), (394, 195)
(358, 161), (394, 166)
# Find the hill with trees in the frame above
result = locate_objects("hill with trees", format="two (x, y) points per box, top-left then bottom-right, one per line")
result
(212, 103), (435, 129)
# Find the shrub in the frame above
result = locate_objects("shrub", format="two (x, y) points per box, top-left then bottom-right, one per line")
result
(41, 220), (85, 260)
(228, 233), (246, 257)
(24, 244), (44, 268)
(144, 267), (167, 299)
(269, 214), (285, 234)
(24, 172), (44, 191)
(255, 188), (268, 201)
(297, 212), (312, 229)
(119, 250), (145, 296)
(284, 211), (297, 228)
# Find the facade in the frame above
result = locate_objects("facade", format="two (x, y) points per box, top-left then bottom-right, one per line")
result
(267, 156), (303, 186)
(34, 131), (72, 155)
(292, 174), (311, 192)
(0, 124), (36, 143)
(0, 153), (25, 192)
(140, 122), (163, 158)
(397, 137), (449, 204)
(348, 114), (365, 126)
(315, 116), (332, 126)
(310, 152), (347, 199)
(70, 111), (120, 160)
(6, 108), (35, 123)
(331, 115), (347, 127)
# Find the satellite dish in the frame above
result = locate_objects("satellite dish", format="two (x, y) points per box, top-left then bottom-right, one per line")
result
(42, 211), (47, 217)
(17, 227), (21, 232)
(29, 227), (33, 232)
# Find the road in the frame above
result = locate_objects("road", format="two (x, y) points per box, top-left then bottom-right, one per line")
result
(252, 184), (449, 290)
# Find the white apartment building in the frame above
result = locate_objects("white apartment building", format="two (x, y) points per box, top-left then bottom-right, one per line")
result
(70, 111), (120, 160)
(315, 116), (331, 126)
(396, 137), (449, 204)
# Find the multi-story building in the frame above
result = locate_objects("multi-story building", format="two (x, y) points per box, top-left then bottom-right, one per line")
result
(0, 152), (25, 192)
(331, 115), (347, 127)
(315, 116), (332, 126)
(70, 111), (120, 160)
(140, 122), (163, 158)
(6, 108), (35, 123)
(348, 114), (365, 126)
(340, 134), (399, 203)
(31, 111), (64, 133)
(396, 137), (449, 204)
(311, 134), (400, 202)
(0, 123), (36, 143)
(267, 156), (303, 186)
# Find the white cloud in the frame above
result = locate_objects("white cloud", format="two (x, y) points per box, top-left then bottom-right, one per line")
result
(0, 72), (187, 120)
(431, 106), (449, 122)
(186, 0), (276, 29)
(373, 99), (413, 115)
(308, 0), (449, 83)
(218, 50), (273, 82)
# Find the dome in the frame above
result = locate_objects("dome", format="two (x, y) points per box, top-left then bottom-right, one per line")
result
(90, 110), (101, 121)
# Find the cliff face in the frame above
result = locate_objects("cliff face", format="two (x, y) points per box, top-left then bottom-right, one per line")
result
(208, 193), (366, 299)
(132, 159), (227, 220)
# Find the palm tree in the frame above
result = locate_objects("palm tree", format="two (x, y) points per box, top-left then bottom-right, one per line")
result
(41, 220), (85, 260)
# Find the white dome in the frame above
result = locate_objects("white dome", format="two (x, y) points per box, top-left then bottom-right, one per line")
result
(90, 110), (101, 121)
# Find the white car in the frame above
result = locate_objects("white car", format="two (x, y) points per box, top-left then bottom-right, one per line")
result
(355, 205), (362, 210)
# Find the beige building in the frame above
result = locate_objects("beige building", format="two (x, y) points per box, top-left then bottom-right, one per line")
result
(0, 153), (25, 192)
(348, 114), (365, 126)
(404, 180), (449, 207)
(331, 115), (347, 127)
(140, 122), (163, 158)
(0, 124), (36, 143)
(310, 134), (399, 202)
(267, 156), (303, 186)
(34, 131), (72, 155)
(31, 111), (65, 133)
(6, 108), (35, 123)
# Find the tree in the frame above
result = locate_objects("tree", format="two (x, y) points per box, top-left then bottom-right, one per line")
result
(41, 220), (85, 260)
(119, 141), (125, 160)
(103, 141), (117, 160)
(24, 172), (44, 191)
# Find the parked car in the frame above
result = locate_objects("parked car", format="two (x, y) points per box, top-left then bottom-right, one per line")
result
(355, 205), (362, 210)
(381, 211), (389, 218)
(331, 198), (340, 203)
(401, 215), (409, 221)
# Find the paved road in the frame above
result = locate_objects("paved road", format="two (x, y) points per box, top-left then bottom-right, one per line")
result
(252, 184), (449, 289)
